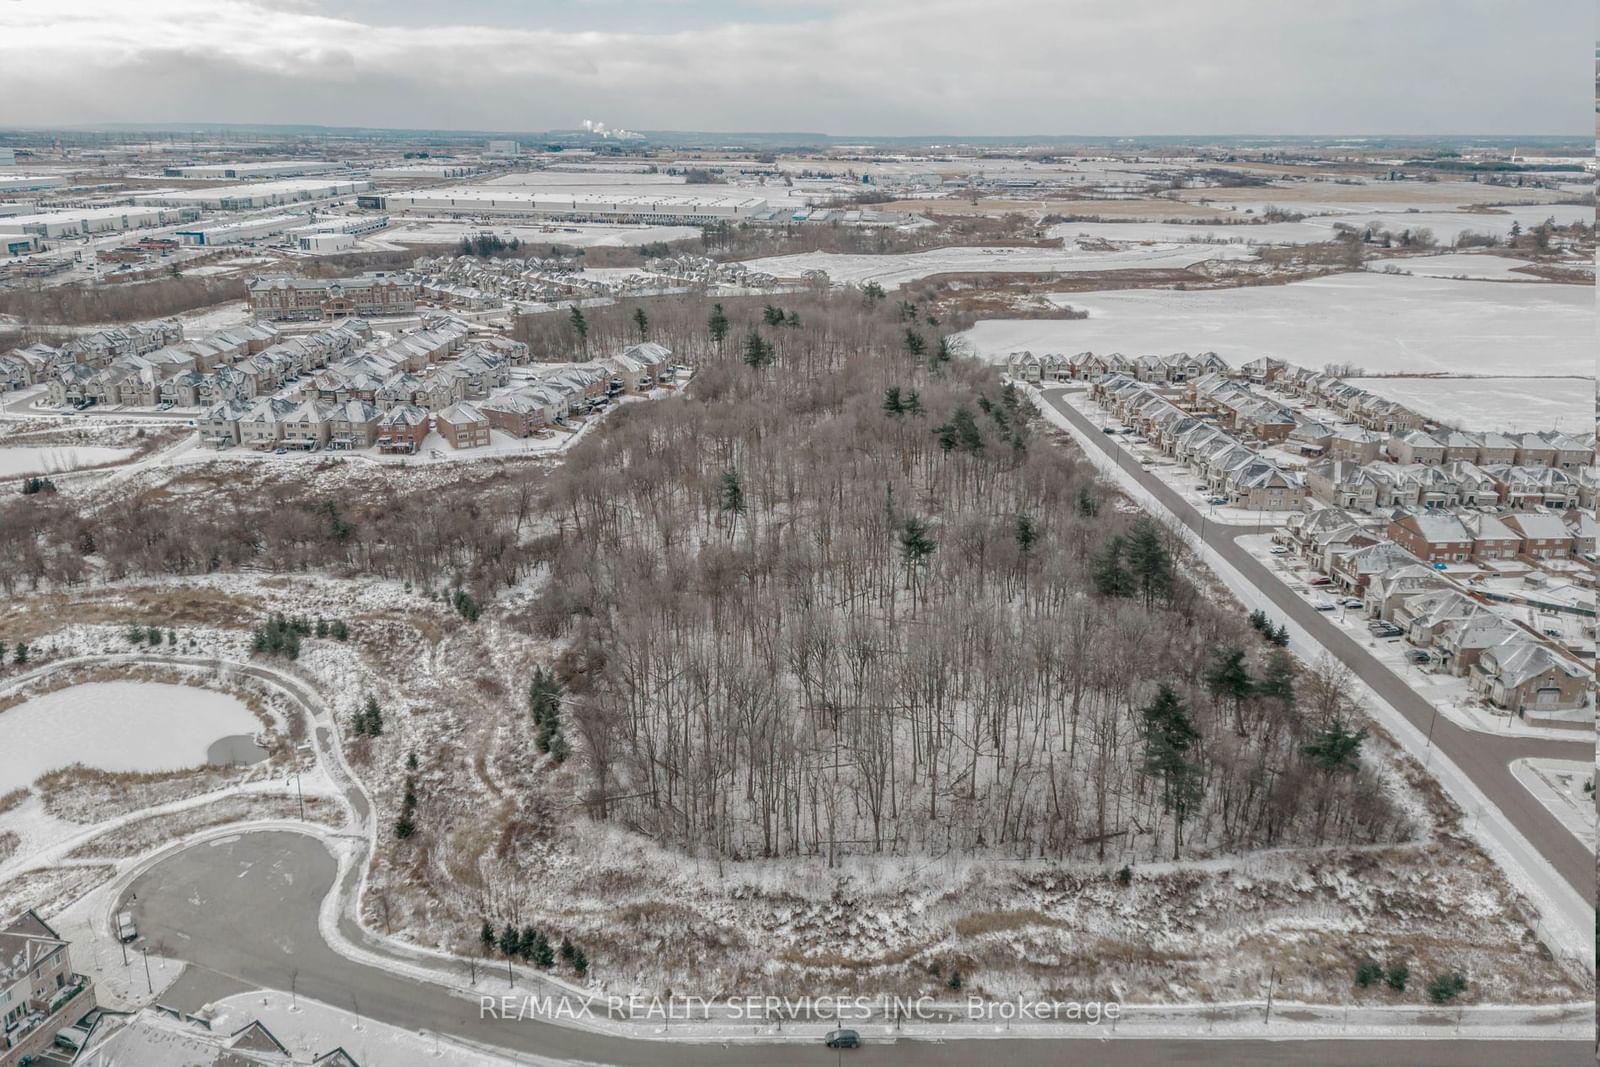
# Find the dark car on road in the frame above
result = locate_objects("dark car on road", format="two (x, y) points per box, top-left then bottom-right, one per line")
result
(825, 1028), (861, 1048)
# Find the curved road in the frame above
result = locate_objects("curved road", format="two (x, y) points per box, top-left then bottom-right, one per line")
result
(1037, 387), (1594, 905)
(127, 832), (1589, 1067)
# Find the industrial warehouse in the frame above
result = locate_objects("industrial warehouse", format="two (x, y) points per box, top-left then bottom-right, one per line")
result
(363, 187), (770, 224)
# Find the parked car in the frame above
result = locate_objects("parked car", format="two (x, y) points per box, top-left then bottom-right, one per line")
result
(1207, 497), (1228, 506)
(117, 910), (137, 942)
(1309, 576), (1333, 586)
(1102, 427), (1117, 434)
(1269, 546), (1290, 555)
(824, 1029), (861, 1049)
(1405, 650), (1431, 664)
(1369, 623), (1402, 638)
(1541, 628), (1563, 639)
(1340, 598), (1363, 609)
(273, 448), (288, 455)
(1312, 600), (1337, 611)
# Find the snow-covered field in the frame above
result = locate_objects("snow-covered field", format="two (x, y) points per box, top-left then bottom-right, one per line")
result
(0, 681), (261, 793)
(1367, 254), (1559, 281)
(1050, 204), (1593, 247)
(382, 220), (702, 248)
(0, 444), (134, 476)
(738, 241), (1255, 288)
(1344, 377), (1593, 432)
(959, 272), (1591, 377)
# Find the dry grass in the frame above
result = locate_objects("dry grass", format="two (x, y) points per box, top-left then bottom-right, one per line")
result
(0, 788), (27, 816)
(64, 793), (340, 859)
(0, 831), (17, 865)
(1175, 184), (1564, 208)
(877, 197), (1235, 220)
(0, 585), (262, 647)
(951, 908), (1071, 938)
(36, 763), (245, 825)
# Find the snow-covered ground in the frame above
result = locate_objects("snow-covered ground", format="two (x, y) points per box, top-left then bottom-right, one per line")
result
(0, 681), (261, 793)
(1511, 759), (1596, 854)
(0, 444), (135, 476)
(738, 241), (1256, 289)
(381, 220), (702, 248)
(960, 272), (1591, 377)
(1050, 204), (1593, 247)
(1342, 377), (1592, 433)
(1367, 253), (1567, 281)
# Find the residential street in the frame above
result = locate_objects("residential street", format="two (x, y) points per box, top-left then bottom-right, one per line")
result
(126, 832), (1592, 1067)
(1036, 386), (1595, 908)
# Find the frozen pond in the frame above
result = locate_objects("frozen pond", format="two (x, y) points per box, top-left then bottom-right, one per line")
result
(739, 241), (1255, 289)
(958, 272), (1590, 378)
(1344, 377), (1593, 433)
(0, 445), (134, 477)
(0, 681), (263, 793)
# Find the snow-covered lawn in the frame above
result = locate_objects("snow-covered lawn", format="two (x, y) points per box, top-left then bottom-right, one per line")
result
(1050, 204), (1593, 247)
(738, 242), (1256, 288)
(959, 272), (1590, 377)
(0, 444), (135, 477)
(0, 681), (261, 793)
(1343, 377), (1592, 433)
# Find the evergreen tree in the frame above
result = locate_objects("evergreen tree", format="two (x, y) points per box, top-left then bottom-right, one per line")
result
(762, 303), (785, 327)
(933, 421), (958, 455)
(1205, 646), (1255, 735)
(532, 932), (554, 967)
(903, 329), (926, 359)
(1257, 649), (1297, 710)
(861, 281), (885, 306)
(364, 695), (384, 736)
(12, 643), (26, 666)
(329, 619), (350, 641)
(882, 386), (904, 416)
(316, 617), (329, 638)
(519, 926), (540, 960)
(480, 920), (496, 951)
(1076, 485), (1099, 517)
(898, 517), (937, 575)
(498, 924), (520, 956)
(407, 751), (419, 772)
(949, 407), (983, 454)
(166, 628), (176, 646)
(1124, 516), (1173, 607)
(902, 389), (922, 416)
(1140, 683), (1203, 859)
(741, 327), (773, 369)
(632, 307), (650, 341)
(1301, 720), (1367, 775)
(560, 936), (576, 963)
(1426, 973), (1467, 1004)
(571, 946), (588, 978)
(568, 306), (589, 353)
(394, 811), (416, 839)
(1385, 962), (1409, 992)
(933, 336), (953, 366)
(1013, 514), (1039, 556)
(707, 303), (729, 350)
(1091, 536), (1134, 598)
(718, 470), (745, 516)
(1355, 960), (1383, 988)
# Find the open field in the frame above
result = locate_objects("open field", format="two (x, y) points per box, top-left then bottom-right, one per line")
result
(1343, 377), (1593, 432)
(957, 272), (1591, 376)
(1175, 179), (1571, 209)
(738, 241), (1255, 288)
(1051, 204), (1594, 246)
(0, 444), (135, 477)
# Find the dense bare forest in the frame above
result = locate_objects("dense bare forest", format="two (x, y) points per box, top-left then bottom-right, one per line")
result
(0, 288), (1405, 870)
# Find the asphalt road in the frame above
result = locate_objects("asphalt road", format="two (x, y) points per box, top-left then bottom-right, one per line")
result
(1037, 387), (1594, 904)
(125, 833), (1590, 1067)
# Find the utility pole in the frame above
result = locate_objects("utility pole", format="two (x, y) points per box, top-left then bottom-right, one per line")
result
(141, 947), (153, 995)
(1263, 966), (1277, 1025)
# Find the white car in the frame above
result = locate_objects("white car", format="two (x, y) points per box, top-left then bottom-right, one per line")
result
(1312, 600), (1337, 612)
(1269, 546), (1290, 555)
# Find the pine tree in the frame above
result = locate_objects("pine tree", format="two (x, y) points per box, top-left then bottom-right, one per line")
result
(741, 327), (773, 369)
(394, 811), (416, 839)
(718, 470), (745, 516)
(1140, 683), (1203, 859)
(532, 932), (554, 967)
(861, 281), (885, 306)
(1301, 720), (1367, 775)
(632, 307), (650, 341)
(1124, 516), (1173, 607)
(571, 946), (588, 978)
(949, 407), (983, 454)
(406, 751), (419, 772)
(1013, 514), (1039, 555)
(1205, 646), (1255, 736)
(519, 926), (540, 960)
(12, 643), (26, 666)
(903, 389), (922, 416)
(568, 306), (589, 354)
(762, 303), (785, 327)
(316, 617), (329, 638)
(559, 936), (576, 963)
(1091, 536), (1134, 598)
(707, 303), (729, 350)
(498, 924), (520, 956)
(1076, 485), (1099, 517)
(882, 386), (904, 416)
(364, 695), (384, 737)
(934, 336), (953, 366)
(903, 329), (926, 359)
(1257, 649), (1297, 711)
(480, 921), (495, 952)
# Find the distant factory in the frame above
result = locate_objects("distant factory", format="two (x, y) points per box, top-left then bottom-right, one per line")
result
(365, 187), (769, 225)
(133, 178), (372, 211)
(0, 204), (198, 239)
(163, 160), (345, 179)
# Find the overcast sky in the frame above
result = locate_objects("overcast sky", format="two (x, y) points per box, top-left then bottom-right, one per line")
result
(1, 0), (1590, 136)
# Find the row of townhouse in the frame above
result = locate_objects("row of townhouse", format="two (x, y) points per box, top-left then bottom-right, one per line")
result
(203, 343), (674, 452)
(47, 323), (362, 409)
(1386, 507), (1589, 564)
(1307, 458), (1587, 514)
(1282, 511), (1590, 713)
(1382, 428), (1592, 471)
(1093, 373), (1306, 510)
(1007, 349), (1229, 385)
(0, 320), (186, 391)
(1186, 372), (1299, 441)
(1272, 363), (1596, 467)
